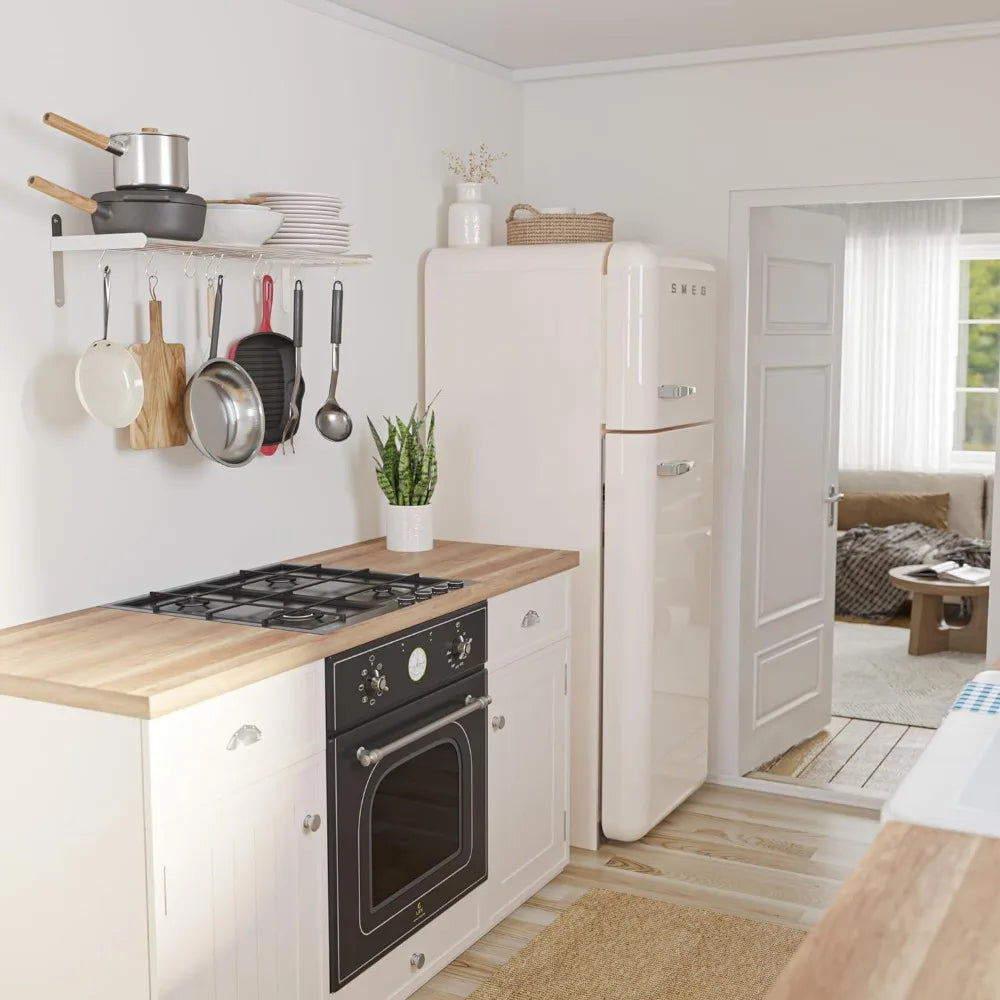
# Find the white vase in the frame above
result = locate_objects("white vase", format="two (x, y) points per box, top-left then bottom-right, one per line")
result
(448, 182), (492, 247)
(386, 504), (434, 552)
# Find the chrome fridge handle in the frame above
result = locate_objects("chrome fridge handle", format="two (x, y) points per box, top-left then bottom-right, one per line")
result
(658, 384), (697, 399)
(657, 460), (695, 477)
(356, 695), (492, 768)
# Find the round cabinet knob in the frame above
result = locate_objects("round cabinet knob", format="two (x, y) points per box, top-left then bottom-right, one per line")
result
(365, 673), (389, 696)
(410, 952), (426, 970)
(492, 715), (506, 731)
(449, 633), (473, 662)
(302, 813), (322, 833)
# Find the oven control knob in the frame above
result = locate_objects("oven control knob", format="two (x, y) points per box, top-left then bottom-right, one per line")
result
(448, 633), (473, 662)
(365, 672), (389, 696)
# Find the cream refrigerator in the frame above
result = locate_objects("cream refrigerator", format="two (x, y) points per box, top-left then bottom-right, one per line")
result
(424, 242), (715, 846)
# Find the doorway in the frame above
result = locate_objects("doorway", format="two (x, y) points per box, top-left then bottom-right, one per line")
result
(716, 180), (1000, 805)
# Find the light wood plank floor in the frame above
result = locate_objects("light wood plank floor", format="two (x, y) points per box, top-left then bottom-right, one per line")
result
(413, 785), (879, 999)
(748, 716), (935, 797)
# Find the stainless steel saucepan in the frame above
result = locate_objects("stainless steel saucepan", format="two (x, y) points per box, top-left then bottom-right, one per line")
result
(185, 275), (265, 467)
(43, 113), (189, 191)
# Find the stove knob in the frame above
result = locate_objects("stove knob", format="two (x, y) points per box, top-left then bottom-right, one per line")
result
(449, 633), (472, 662)
(365, 673), (389, 696)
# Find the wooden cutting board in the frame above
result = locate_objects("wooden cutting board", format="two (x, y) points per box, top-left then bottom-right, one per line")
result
(129, 300), (188, 449)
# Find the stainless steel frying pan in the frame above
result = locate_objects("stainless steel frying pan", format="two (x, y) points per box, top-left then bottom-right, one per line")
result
(184, 276), (265, 467)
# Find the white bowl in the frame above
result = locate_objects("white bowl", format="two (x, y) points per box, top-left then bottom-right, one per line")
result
(199, 205), (283, 247)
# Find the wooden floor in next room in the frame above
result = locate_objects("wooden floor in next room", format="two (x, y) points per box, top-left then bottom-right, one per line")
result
(748, 717), (935, 797)
(414, 785), (879, 999)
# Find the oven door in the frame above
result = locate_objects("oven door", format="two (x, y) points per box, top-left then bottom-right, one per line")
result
(329, 668), (488, 991)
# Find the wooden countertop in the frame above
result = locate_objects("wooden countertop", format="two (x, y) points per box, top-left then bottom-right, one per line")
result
(767, 821), (1000, 999)
(0, 539), (578, 720)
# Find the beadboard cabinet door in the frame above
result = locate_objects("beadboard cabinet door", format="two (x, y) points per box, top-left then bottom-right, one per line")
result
(484, 638), (569, 927)
(154, 754), (328, 1000)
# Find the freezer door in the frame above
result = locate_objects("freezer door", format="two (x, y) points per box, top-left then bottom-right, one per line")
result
(602, 424), (713, 841)
(605, 244), (716, 431)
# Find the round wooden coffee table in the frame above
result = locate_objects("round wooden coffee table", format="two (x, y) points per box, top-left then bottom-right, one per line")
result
(888, 565), (990, 656)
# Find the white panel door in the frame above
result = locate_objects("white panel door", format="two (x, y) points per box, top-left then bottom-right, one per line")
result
(603, 423), (713, 841)
(739, 206), (845, 774)
(155, 754), (328, 1000)
(484, 640), (568, 926)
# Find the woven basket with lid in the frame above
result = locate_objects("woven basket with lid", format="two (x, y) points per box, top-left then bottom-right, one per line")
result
(506, 204), (614, 245)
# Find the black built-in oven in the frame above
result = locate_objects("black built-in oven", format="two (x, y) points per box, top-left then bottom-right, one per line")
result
(326, 603), (488, 992)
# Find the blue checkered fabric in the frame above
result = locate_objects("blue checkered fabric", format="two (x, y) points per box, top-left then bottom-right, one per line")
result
(951, 682), (1000, 715)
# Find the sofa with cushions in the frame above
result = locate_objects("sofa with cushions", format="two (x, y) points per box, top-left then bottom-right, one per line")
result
(838, 469), (993, 540)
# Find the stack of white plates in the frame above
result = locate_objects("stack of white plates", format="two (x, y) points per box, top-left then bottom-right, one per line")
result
(251, 191), (351, 251)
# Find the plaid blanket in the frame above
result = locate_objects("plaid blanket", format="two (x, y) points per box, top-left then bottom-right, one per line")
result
(836, 522), (991, 620)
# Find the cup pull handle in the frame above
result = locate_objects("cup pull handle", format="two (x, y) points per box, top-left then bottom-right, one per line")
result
(226, 723), (263, 751)
(521, 609), (541, 628)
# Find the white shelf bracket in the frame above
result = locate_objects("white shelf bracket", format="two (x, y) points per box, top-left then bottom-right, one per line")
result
(51, 215), (64, 307)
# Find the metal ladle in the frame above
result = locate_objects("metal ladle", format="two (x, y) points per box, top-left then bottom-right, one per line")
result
(315, 280), (353, 441)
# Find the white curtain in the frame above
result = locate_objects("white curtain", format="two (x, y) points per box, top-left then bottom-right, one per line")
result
(839, 200), (962, 471)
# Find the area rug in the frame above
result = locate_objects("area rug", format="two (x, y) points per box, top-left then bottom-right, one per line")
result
(468, 889), (804, 1000)
(832, 620), (985, 728)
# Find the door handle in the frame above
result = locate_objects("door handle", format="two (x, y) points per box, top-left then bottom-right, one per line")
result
(823, 486), (845, 527)
(356, 695), (492, 767)
(658, 384), (697, 399)
(658, 460), (695, 477)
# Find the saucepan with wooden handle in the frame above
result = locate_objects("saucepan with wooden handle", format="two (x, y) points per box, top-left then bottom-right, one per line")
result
(27, 176), (206, 241)
(42, 113), (189, 191)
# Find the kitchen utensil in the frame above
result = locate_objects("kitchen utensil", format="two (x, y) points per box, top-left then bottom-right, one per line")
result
(28, 176), (206, 241)
(75, 265), (144, 428)
(281, 280), (304, 453)
(315, 280), (353, 441)
(42, 113), (189, 191)
(250, 191), (343, 203)
(129, 279), (188, 450)
(184, 275), (265, 467)
(199, 205), (283, 246)
(206, 197), (269, 205)
(229, 275), (304, 455)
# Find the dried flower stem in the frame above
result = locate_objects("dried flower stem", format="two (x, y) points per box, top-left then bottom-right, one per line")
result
(442, 143), (508, 184)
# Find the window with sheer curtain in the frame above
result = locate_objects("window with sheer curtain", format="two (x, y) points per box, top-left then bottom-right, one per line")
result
(838, 200), (963, 472)
(954, 245), (1000, 464)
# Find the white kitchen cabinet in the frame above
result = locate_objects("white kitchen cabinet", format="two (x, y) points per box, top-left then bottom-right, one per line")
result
(154, 753), (328, 1000)
(485, 636), (569, 927)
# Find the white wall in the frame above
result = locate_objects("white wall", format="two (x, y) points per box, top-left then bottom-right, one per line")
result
(963, 199), (1000, 234)
(0, 0), (520, 626)
(521, 34), (1000, 774)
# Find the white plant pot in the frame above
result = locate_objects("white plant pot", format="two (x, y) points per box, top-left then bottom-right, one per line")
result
(448, 182), (492, 247)
(385, 504), (434, 552)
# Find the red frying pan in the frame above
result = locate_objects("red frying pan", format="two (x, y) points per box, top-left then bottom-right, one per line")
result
(227, 275), (304, 456)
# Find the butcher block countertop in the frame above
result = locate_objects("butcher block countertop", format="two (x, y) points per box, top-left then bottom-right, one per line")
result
(0, 539), (578, 720)
(767, 821), (1000, 999)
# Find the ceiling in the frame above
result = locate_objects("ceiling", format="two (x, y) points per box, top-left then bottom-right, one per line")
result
(329, 0), (1000, 69)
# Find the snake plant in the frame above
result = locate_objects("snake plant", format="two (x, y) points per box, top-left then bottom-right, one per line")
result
(368, 400), (438, 506)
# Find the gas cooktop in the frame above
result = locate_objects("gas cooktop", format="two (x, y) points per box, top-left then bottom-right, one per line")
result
(107, 562), (466, 634)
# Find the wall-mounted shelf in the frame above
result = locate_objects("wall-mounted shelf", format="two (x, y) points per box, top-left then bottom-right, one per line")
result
(48, 216), (372, 307)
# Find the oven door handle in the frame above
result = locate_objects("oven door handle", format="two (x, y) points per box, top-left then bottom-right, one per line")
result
(355, 694), (493, 768)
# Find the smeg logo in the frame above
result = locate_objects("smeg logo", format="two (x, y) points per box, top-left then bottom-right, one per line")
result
(670, 283), (709, 296)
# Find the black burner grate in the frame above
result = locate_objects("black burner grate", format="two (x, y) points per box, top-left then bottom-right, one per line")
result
(108, 563), (466, 633)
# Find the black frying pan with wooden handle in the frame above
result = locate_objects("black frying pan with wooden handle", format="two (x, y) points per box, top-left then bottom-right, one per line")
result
(28, 175), (205, 241)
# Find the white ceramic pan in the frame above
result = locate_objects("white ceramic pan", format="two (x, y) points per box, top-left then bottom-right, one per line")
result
(75, 266), (144, 427)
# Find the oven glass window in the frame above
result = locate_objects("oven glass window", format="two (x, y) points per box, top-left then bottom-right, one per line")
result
(371, 740), (462, 908)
